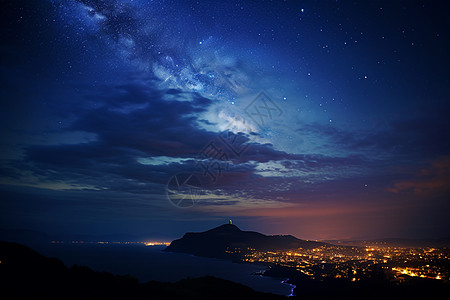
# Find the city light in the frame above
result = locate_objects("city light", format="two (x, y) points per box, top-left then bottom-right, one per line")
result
(238, 245), (449, 282)
(144, 242), (170, 246)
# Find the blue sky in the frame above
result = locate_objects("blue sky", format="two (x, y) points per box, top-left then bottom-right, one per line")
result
(1, 0), (449, 240)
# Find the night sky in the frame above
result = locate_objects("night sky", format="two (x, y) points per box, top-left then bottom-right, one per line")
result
(1, 0), (449, 241)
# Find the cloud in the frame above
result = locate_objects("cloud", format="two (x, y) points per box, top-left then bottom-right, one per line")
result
(389, 156), (450, 196)
(3, 72), (436, 214)
(0, 79), (213, 190)
(297, 112), (450, 161)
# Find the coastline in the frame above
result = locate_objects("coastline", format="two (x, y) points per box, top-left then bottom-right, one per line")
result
(36, 243), (292, 296)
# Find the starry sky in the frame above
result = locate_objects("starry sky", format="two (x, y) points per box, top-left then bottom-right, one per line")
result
(1, 0), (449, 240)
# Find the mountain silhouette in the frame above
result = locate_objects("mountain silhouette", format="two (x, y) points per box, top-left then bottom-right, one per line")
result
(165, 223), (326, 258)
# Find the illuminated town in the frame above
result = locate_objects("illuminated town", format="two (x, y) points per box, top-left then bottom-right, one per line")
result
(236, 245), (449, 282)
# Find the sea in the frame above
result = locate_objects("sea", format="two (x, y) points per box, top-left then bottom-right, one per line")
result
(35, 243), (292, 296)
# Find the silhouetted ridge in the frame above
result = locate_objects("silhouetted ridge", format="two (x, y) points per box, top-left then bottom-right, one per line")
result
(165, 223), (326, 258)
(205, 224), (242, 233)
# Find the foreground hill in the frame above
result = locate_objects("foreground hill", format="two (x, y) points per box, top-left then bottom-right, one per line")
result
(165, 223), (326, 258)
(0, 241), (284, 299)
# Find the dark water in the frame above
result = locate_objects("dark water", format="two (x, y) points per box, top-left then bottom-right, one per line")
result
(36, 243), (291, 296)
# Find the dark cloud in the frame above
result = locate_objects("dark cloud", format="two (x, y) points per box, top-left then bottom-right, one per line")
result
(389, 156), (450, 196)
(297, 112), (450, 160)
(6, 81), (214, 192)
(0, 76), (379, 203)
(69, 82), (215, 155)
